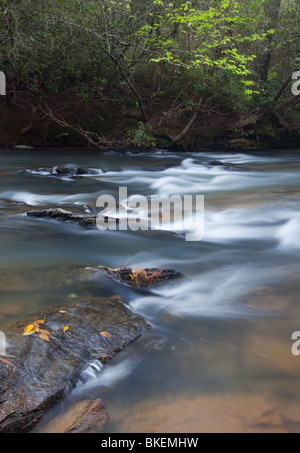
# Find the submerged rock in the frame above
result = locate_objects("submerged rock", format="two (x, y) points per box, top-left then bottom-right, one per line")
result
(0, 200), (29, 215)
(0, 297), (149, 433)
(111, 393), (290, 433)
(38, 398), (108, 433)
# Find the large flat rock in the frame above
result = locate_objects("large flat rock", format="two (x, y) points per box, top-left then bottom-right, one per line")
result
(0, 296), (149, 433)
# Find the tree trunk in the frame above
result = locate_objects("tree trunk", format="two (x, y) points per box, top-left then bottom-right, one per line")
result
(171, 97), (202, 144)
(258, 0), (282, 82)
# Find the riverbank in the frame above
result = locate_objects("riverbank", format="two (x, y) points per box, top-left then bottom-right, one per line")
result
(1, 91), (299, 152)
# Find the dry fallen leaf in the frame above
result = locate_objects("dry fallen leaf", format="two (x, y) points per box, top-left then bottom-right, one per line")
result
(38, 333), (50, 342)
(23, 320), (49, 339)
(23, 330), (35, 336)
(24, 324), (34, 334)
(39, 328), (51, 335)
(100, 331), (111, 338)
(59, 310), (67, 313)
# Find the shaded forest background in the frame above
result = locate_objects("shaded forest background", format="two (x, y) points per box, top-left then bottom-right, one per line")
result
(0, 0), (299, 150)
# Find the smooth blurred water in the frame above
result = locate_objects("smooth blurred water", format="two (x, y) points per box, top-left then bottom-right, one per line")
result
(1, 148), (300, 433)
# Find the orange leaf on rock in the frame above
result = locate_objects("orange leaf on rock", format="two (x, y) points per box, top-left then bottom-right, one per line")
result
(100, 331), (111, 338)
(38, 333), (50, 342)
(23, 330), (35, 336)
(24, 324), (34, 334)
(39, 329), (51, 335)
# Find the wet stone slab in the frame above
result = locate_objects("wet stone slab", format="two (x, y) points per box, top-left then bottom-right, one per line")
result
(0, 296), (149, 433)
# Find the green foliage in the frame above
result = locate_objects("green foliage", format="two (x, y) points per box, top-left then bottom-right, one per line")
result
(0, 0), (110, 94)
(137, 0), (272, 91)
(129, 122), (157, 148)
(0, 0), (299, 140)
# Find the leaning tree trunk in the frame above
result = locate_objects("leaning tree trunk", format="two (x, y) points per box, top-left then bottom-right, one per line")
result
(170, 97), (202, 144)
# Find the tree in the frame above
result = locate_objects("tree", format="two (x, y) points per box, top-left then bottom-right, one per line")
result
(256, 0), (282, 82)
(1, 0), (298, 148)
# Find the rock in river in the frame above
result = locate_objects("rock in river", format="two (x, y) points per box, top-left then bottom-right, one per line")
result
(97, 266), (184, 288)
(20, 165), (99, 178)
(26, 207), (97, 227)
(0, 296), (149, 433)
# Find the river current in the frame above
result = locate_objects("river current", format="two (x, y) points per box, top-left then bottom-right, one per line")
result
(0, 148), (300, 432)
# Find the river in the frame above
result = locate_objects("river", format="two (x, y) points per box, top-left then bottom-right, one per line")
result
(0, 147), (300, 433)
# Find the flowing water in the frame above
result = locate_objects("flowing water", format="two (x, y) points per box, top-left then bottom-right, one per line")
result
(1, 148), (300, 433)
